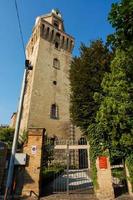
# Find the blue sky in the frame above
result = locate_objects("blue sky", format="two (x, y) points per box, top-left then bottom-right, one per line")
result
(0, 0), (118, 124)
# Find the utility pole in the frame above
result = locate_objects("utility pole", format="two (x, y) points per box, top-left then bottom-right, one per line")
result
(4, 61), (32, 200)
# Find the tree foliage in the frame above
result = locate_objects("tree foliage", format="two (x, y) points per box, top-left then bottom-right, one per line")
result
(107, 0), (133, 50)
(89, 50), (133, 159)
(0, 127), (14, 149)
(70, 40), (112, 132)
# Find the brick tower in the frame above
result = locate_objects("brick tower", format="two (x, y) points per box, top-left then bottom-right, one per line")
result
(19, 9), (75, 140)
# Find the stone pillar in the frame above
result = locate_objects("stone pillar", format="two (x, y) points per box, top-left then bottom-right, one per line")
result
(125, 165), (133, 196)
(22, 128), (44, 197)
(87, 142), (90, 169)
(95, 156), (114, 200)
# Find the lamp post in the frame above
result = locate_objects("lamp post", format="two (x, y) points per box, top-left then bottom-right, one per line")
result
(4, 61), (32, 200)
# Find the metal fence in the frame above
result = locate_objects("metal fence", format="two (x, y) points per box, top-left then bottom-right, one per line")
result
(41, 138), (93, 196)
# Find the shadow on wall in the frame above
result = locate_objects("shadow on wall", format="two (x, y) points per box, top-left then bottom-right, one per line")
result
(13, 155), (34, 196)
(1, 155), (34, 196)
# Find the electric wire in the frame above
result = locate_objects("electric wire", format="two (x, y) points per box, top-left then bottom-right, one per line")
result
(14, 0), (26, 59)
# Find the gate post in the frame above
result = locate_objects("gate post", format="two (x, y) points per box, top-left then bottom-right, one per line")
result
(87, 142), (90, 169)
(0, 142), (7, 189)
(125, 165), (133, 196)
(22, 128), (44, 197)
(95, 156), (114, 200)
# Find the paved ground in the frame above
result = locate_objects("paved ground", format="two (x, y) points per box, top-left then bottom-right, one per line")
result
(52, 168), (93, 193)
(42, 194), (133, 200)
(115, 194), (133, 200)
(0, 193), (133, 200)
(42, 193), (98, 200)
(19, 194), (133, 200)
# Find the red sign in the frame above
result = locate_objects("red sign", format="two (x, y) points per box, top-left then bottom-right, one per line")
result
(99, 156), (107, 169)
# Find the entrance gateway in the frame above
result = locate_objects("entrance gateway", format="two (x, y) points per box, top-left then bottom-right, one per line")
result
(42, 138), (94, 196)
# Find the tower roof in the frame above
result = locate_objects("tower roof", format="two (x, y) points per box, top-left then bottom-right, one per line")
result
(35, 9), (64, 31)
(43, 9), (62, 19)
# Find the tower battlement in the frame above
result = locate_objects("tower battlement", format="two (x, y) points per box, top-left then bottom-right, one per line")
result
(26, 10), (74, 59)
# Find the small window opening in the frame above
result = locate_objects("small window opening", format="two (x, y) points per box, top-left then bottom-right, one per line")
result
(54, 21), (59, 29)
(53, 58), (60, 69)
(51, 30), (54, 41)
(62, 36), (65, 48)
(56, 32), (60, 39)
(42, 24), (45, 34)
(46, 27), (50, 38)
(50, 104), (58, 119)
(55, 42), (59, 49)
(53, 81), (57, 85)
(70, 40), (73, 52)
(66, 38), (69, 49)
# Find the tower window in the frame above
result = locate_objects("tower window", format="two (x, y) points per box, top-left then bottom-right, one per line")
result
(53, 81), (57, 85)
(54, 20), (59, 29)
(55, 42), (59, 49)
(42, 24), (45, 34)
(55, 33), (60, 49)
(55, 33), (60, 41)
(51, 30), (54, 41)
(53, 58), (60, 69)
(62, 36), (65, 48)
(50, 104), (59, 119)
(46, 27), (50, 38)
(66, 38), (69, 49)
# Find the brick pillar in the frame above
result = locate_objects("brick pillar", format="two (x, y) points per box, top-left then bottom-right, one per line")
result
(95, 156), (114, 200)
(0, 142), (7, 187)
(125, 165), (133, 196)
(22, 128), (44, 197)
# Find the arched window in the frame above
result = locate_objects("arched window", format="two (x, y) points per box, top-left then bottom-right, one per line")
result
(50, 104), (59, 119)
(78, 137), (87, 145)
(56, 33), (60, 40)
(55, 33), (60, 49)
(53, 58), (60, 69)
(78, 137), (88, 169)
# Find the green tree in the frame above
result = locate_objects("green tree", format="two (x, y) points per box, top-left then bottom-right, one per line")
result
(107, 0), (133, 50)
(0, 127), (14, 149)
(70, 40), (112, 132)
(90, 50), (133, 159)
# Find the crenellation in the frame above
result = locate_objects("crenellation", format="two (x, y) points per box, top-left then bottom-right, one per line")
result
(39, 17), (74, 53)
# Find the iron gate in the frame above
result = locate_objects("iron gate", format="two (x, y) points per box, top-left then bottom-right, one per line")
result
(41, 138), (93, 195)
